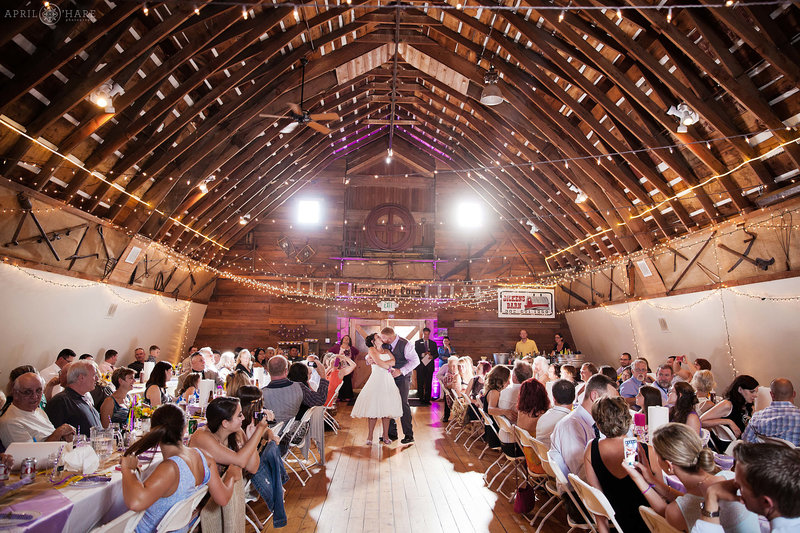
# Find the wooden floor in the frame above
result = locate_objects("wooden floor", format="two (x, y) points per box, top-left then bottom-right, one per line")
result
(255, 400), (567, 533)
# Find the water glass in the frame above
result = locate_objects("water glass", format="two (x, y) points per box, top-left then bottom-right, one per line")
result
(90, 426), (114, 461)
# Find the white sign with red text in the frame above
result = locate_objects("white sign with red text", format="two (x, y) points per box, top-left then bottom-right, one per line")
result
(497, 289), (555, 318)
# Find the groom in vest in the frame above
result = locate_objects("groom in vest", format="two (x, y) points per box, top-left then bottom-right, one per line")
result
(380, 327), (420, 444)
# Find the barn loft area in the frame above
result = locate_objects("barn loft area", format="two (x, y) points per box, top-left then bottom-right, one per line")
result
(0, 0), (798, 382)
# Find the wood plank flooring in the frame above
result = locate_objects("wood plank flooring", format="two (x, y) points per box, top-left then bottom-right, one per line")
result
(254, 400), (568, 533)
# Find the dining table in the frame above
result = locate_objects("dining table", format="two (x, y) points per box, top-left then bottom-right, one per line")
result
(0, 450), (162, 532)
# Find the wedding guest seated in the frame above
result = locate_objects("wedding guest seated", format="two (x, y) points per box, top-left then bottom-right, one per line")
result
(147, 345), (160, 363)
(144, 361), (174, 407)
(235, 387), (287, 526)
(616, 352), (632, 379)
(467, 361), (492, 400)
(253, 348), (268, 368)
(128, 347), (147, 378)
(99, 349), (118, 376)
(576, 363), (598, 399)
(100, 367), (134, 429)
(45, 360), (101, 437)
(693, 442), (800, 532)
(90, 362), (114, 411)
(440, 356), (463, 424)
(121, 404), (240, 533)
(40, 348), (76, 383)
(673, 355), (712, 382)
(636, 385), (663, 420)
(493, 361), (532, 456)
(560, 364), (577, 384)
(551, 374), (617, 478)
(1, 365), (37, 417)
(692, 370), (718, 415)
(620, 358), (649, 406)
(481, 365), (510, 449)
(79, 354), (94, 361)
(670, 382), (702, 435)
(261, 355), (328, 423)
(702, 375), (759, 442)
(44, 360), (72, 402)
(177, 351), (222, 390)
(217, 352), (237, 382)
(532, 356), (549, 384)
(0, 371), (75, 445)
(623, 422), (758, 533)
(225, 370), (251, 398)
(584, 396), (651, 532)
(619, 365), (632, 384)
(235, 349), (253, 378)
(548, 363), (561, 383)
(177, 373), (201, 404)
(516, 378), (549, 437)
(536, 379), (575, 448)
(458, 356), (475, 395)
(598, 365), (618, 384)
(742, 378), (800, 446)
(653, 364), (675, 403)
(188, 396), (285, 527)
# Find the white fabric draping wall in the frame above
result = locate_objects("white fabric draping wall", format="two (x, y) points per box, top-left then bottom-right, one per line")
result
(0, 262), (206, 373)
(565, 276), (800, 391)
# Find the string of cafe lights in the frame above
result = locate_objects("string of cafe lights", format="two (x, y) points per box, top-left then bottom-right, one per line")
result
(214, 204), (799, 295)
(544, 135), (800, 265)
(0, 117), (229, 250)
(0, 259), (191, 313)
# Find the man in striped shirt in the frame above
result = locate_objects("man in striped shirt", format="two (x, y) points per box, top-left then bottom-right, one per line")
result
(742, 378), (800, 447)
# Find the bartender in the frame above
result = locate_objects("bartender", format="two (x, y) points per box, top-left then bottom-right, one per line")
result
(551, 332), (572, 356)
(514, 329), (538, 356)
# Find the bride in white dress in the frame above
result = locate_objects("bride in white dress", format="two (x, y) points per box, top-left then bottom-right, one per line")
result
(351, 333), (403, 445)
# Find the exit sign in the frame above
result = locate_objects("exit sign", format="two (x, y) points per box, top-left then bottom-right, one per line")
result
(378, 300), (399, 312)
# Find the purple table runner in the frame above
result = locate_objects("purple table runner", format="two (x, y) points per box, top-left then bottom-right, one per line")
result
(0, 488), (73, 531)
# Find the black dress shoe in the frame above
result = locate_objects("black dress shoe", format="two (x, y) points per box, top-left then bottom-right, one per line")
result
(388, 434), (398, 441)
(401, 435), (414, 444)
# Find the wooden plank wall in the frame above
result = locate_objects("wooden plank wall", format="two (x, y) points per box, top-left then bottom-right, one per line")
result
(194, 278), (574, 358)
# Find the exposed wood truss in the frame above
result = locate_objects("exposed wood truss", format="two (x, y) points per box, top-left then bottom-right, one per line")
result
(0, 1), (798, 276)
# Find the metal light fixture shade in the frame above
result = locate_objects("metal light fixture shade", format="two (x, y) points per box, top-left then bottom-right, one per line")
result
(667, 103), (699, 133)
(480, 67), (504, 106)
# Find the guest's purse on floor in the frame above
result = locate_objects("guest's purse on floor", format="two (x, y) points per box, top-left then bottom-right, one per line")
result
(513, 483), (536, 514)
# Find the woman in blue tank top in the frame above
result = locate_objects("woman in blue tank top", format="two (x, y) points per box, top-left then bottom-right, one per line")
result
(119, 404), (242, 533)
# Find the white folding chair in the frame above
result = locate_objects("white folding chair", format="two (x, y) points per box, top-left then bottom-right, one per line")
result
(490, 416), (526, 501)
(526, 440), (564, 532)
(156, 485), (209, 533)
(569, 473), (623, 533)
(243, 477), (274, 533)
(639, 505), (682, 533)
(462, 395), (485, 452)
(548, 451), (596, 533)
(699, 428), (711, 447)
(757, 433), (796, 448)
(90, 510), (144, 533)
(513, 426), (548, 493)
(281, 410), (314, 486)
(477, 407), (504, 481)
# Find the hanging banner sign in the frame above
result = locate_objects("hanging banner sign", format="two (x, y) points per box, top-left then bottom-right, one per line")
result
(497, 289), (555, 318)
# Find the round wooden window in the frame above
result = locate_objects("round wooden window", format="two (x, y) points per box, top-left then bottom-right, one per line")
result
(364, 204), (415, 251)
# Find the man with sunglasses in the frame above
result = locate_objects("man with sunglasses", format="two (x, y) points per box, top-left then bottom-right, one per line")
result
(0, 372), (75, 447)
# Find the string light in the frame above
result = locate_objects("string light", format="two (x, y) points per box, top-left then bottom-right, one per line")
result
(0, 117), (229, 250)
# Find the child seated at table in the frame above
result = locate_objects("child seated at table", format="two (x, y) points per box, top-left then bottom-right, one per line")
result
(120, 404), (241, 533)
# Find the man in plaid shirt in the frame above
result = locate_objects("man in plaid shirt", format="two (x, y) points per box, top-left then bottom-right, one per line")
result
(742, 378), (800, 446)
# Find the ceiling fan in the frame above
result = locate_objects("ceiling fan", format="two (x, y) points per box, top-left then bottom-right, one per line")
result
(259, 58), (339, 135)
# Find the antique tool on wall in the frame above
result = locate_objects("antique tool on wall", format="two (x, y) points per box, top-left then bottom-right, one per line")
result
(670, 231), (717, 292)
(718, 242), (774, 271)
(65, 225), (98, 270)
(668, 246), (720, 283)
(153, 266), (177, 292)
(96, 226), (117, 280)
(719, 229), (757, 272)
(6, 193), (65, 260)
